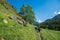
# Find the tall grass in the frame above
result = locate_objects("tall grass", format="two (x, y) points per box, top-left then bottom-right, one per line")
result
(40, 29), (60, 40)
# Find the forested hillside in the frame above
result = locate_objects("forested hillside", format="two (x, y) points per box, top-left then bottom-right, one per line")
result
(40, 14), (60, 31)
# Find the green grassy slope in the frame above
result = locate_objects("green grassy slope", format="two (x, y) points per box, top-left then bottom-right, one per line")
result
(40, 29), (60, 40)
(0, 2), (38, 40)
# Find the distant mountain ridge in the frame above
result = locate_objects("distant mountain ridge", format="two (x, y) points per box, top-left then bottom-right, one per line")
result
(52, 14), (60, 20)
(43, 14), (60, 24)
(40, 14), (60, 30)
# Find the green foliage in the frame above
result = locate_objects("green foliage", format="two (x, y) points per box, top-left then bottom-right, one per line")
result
(0, 2), (38, 40)
(40, 29), (60, 40)
(19, 4), (35, 24)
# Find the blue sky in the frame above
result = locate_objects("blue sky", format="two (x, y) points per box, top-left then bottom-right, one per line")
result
(7, 0), (60, 23)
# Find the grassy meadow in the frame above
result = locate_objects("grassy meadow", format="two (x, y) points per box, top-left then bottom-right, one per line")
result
(40, 29), (60, 40)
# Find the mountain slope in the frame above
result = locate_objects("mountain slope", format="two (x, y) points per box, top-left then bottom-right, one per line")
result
(0, 0), (38, 40)
(43, 14), (60, 24)
(40, 14), (60, 30)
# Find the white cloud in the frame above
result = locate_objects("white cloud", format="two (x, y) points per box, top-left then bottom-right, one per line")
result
(37, 19), (42, 23)
(54, 11), (60, 15)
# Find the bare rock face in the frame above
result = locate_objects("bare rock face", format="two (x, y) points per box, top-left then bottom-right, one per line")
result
(3, 19), (8, 24)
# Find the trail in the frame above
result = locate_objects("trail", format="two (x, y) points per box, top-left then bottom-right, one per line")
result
(35, 26), (42, 40)
(38, 32), (42, 40)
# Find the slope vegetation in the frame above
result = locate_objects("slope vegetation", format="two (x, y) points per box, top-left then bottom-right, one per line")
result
(40, 29), (60, 40)
(0, 1), (38, 40)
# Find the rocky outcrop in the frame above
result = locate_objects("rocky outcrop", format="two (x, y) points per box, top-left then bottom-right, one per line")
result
(14, 17), (24, 26)
(8, 16), (26, 26)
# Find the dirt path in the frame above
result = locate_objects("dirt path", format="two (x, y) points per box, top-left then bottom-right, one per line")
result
(38, 32), (42, 40)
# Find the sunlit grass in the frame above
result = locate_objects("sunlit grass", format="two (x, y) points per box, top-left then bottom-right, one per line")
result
(0, 3), (38, 40)
(40, 29), (60, 40)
